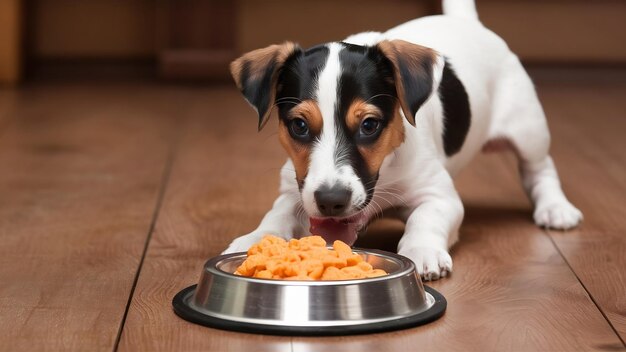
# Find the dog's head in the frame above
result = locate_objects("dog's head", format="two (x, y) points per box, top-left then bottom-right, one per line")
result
(230, 41), (443, 244)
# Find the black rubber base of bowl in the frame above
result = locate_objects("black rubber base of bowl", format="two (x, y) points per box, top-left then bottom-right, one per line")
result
(172, 284), (446, 336)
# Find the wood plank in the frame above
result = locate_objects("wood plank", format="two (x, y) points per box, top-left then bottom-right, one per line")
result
(0, 0), (21, 84)
(0, 84), (180, 351)
(293, 151), (623, 351)
(120, 82), (623, 350)
(536, 81), (626, 339)
(117, 87), (292, 351)
(0, 88), (18, 130)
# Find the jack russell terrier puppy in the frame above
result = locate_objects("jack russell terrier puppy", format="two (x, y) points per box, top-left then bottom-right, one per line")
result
(223, 0), (582, 280)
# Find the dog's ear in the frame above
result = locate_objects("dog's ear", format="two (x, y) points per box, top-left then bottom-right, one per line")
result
(230, 42), (301, 130)
(376, 40), (444, 126)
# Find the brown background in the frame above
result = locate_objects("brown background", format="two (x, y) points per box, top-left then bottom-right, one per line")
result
(1, 0), (625, 84)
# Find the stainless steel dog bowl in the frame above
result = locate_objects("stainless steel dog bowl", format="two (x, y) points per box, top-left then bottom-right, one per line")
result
(173, 248), (446, 335)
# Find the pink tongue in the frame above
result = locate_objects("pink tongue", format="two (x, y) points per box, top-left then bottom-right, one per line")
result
(309, 218), (359, 246)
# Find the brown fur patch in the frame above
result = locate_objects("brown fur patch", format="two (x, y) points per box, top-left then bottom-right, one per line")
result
(289, 100), (323, 136)
(345, 100), (405, 175)
(345, 99), (383, 133)
(229, 42), (298, 129)
(277, 100), (324, 184)
(230, 41), (297, 90)
(377, 40), (438, 126)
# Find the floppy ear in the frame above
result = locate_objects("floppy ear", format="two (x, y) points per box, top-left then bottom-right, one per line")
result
(376, 40), (444, 126)
(230, 42), (301, 130)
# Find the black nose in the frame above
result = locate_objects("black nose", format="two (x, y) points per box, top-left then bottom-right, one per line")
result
(314, 184), (352, 216)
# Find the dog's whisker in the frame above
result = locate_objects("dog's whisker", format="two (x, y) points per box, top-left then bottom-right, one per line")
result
(373, 191), (408, 206)
(375, 187), (407, 197)
(272, 96), (303, 110)
(372, 193), (394, 207)
(374, 194), (398, 209)
(368, 198), (385, 221)
(274, 96), (303, 103)
(294, 203), (306, 224)
(272, 101), (300, 108)
(375, 187), (405, 194)
(364, 93), (396, 104)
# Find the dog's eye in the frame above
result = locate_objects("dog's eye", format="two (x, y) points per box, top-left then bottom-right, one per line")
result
(289, 118), (310, 139)
(360, 118), (381, 136)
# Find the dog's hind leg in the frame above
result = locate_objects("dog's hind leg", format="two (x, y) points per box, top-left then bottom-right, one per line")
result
(487, 57), (582, 229)
(518, 155), (582, 229)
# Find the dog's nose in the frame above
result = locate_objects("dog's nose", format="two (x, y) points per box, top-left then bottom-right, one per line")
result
(314, 184), (352, 216)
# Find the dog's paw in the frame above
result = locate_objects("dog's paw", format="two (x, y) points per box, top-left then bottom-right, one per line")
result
(398, 246), (452, 281)
(222, 233), (266, 254)
(534, 201), (583, 230)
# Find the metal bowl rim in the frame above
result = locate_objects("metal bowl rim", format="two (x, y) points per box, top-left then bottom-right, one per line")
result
(205, 247), (416, 286)
(173, 284), (447, 335)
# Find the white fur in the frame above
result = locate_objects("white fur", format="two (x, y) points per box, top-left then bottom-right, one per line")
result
(224, 1), (582, 280)
(301, 43), (368, 217)
(442, 0), (479, 21)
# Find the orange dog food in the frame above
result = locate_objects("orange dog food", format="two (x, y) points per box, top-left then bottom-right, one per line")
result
(234, 235), (388, 280)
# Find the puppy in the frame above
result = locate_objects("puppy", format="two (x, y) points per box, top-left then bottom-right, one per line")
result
(223, 0), (582, 280)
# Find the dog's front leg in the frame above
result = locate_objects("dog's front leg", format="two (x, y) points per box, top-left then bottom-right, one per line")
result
(222, 161), (305, 254)
(397, 177), (464, 281)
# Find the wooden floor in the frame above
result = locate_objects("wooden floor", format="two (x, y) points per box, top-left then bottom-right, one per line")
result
(0, 70), (624, 351)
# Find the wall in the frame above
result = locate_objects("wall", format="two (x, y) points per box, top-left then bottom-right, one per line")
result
(29, 0), (156, 59)
(479, 1), (626, 63)
(237, 0), (432, 51)
(24, 0), (626, 64)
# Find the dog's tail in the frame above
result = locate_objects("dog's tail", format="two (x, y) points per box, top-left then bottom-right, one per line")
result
(442, 0), (479, 21)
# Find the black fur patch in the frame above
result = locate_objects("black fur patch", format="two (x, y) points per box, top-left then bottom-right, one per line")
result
(274, 45), (329, 190)
(397, 55), (434, 118)
(439, 60), (471, 156)
(276, 45), (330, 119)
(243, 55), (278, 128)
(336, 43), (398, 206)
